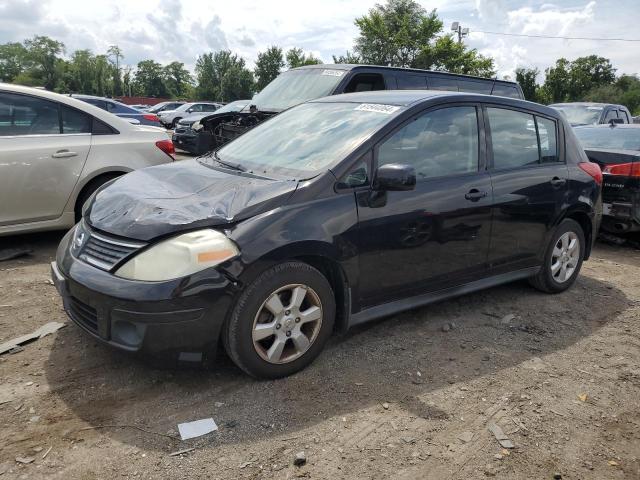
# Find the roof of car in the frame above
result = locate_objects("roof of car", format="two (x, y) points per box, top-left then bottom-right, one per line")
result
(312, 89), (559, 116)
(292, 63), (520, 86)
(550, 102), (627, 109)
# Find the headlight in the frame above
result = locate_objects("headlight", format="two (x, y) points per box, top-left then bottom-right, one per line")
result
(192, 120), (202, 131)
(115, 229), (239, 281)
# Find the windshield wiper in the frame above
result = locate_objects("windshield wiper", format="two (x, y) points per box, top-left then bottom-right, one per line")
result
(211, 151), (246, 172)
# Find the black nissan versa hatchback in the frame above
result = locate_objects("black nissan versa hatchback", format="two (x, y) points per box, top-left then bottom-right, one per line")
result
(52, 91), (602, 379)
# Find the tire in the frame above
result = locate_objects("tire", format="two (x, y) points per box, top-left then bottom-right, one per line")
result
(171, 118), (181, 129)
(529, 219), (585, 293)
(74, 174), (121, 222)
(223, 261), (335, 379)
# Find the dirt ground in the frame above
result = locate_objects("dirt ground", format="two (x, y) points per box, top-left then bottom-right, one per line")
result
(1, 231), (639, 480)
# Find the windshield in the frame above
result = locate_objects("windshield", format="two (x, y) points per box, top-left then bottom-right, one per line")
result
(207, 101), (403, 178)
(551, 105), (602, 125)
(250, 68), (347, 112)
(216, 101), (249, 114)
(575, 127), (640, 151)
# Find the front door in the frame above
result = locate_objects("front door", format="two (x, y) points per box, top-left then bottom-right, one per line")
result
(356, 104), (493, 306)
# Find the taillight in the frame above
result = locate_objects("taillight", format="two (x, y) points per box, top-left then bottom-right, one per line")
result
(602, 162), (640, 177)
(156, 139), (175, 159)
(144, 114), (160, 122)
(578, 162), (603, 186)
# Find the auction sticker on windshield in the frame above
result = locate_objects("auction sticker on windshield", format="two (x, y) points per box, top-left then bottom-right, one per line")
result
(355, 103), (401, 114)
(321, 69), (345, 77)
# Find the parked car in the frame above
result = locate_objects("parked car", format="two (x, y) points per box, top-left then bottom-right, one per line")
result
(633, 115), (640, 124)
(52, 90), (601, 378)
(574, 123), (640, 233)
(158, 102), (223, 129)
(189, 64), (525, 155)
(550, 102), (632, 127)
(0, 83), (176, 236)
(71, 94), (163, 127)
(146, 101), (186, 114)
(129, 104), (151, 111)
(173, 100), (250, 153)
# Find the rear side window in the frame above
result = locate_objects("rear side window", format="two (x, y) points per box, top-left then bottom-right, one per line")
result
(84, 98), (107, 110)
(0, 92), (60, 136)
(487, 108), (539, 169)
(92, 118), (116, 135)
(378, 106), (479, 179)
(492, 84), (521, 99)
(426, 76), (458, 92)
(603, 110), (618, 122)
(619, 110), (630, 123)
(488, 108), (561, 168)
(536, 117), (559, 163)
(458, 80), (492, 94)
(397, 74), (427, 90)
(61, 106), (91, 134)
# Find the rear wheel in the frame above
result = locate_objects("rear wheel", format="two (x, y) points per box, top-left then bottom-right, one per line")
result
(529, 219), (585, 293)
(171, 117), (181, 128)
(223, 262), (335, 379)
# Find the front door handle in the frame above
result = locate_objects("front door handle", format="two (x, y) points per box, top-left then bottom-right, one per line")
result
(52, 150), (78, 158)
(550, 177), (567, 188)
(465, 189), (488, 202)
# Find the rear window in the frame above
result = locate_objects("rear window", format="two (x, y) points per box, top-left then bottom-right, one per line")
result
(574, 127), (640, 152)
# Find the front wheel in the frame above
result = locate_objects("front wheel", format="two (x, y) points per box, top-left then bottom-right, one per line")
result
(223, 262), (335, 379)
(529, 219), (585, 293)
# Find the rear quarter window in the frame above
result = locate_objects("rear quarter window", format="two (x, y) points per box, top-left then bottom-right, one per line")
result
(426, 76), (458, 92)
(491, 84), (521, 99)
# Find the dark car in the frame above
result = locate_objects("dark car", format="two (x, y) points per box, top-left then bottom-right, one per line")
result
(51, 91), (601, 379)
(188, 64), (525, 155)
(173, 100), (250, 153)
(574, 123), (640, 233)
(147, 101), (186, 114)
(550, 102), (633, 127)
(71, 94), (163, 127)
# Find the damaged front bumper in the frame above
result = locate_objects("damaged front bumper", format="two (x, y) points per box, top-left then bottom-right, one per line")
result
(51, 230), (236, 363)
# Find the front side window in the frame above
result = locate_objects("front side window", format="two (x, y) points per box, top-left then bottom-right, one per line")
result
(378, 106), (479, 179)
(604, 109), (618, 122)
(487, 108), (539, 169)
(0, 92), (60, 136)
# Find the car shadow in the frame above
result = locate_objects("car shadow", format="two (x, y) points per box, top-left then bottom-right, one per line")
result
(45, 274), (628, 452)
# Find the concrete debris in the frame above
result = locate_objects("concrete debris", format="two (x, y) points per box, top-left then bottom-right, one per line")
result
(457, 431), (474, 443)
(177, 418), (218, 441)
(487, 423), (514, 449)
(15, 456), (35, 464)
(293, 451), (306, 467)
(0, 322), (66, 355)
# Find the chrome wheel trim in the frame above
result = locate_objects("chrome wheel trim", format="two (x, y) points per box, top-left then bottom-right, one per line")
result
(252, 284), (323, 364)
(550, 231), (580, 283)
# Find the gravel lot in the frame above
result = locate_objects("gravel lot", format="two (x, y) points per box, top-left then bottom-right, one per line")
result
(1, 227), (640, 478)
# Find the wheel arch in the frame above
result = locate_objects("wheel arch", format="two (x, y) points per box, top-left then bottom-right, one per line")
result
(562, 208), (594, 260)
(72, 169), (130, 217)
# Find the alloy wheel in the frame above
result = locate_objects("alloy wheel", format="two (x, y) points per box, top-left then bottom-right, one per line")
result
(252, 284), (323, 364)
(550, 231), (580, 283)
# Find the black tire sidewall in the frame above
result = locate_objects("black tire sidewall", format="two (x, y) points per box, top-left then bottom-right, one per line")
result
(541, 219), (585, 292)
(225, 262), (335, 379)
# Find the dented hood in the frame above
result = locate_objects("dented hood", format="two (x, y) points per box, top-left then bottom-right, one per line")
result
(86, 159), (297, 241)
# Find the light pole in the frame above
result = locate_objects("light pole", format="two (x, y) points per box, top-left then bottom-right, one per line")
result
(451, 22), (470, 44)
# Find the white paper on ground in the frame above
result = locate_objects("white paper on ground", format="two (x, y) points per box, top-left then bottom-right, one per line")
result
(178, 418), (218, 440)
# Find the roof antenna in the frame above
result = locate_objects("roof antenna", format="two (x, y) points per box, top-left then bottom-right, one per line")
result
(490, 76), (498, 95)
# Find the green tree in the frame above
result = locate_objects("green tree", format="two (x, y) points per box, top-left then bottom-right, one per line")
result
(23, 35), (65, 90)
(415, 35), (494, 76)
(163, 61), (193, 98)
(0, 42), (28, 82)
(285, 47), (322, 68)
(567, 55), (616, 101)
(542, 58), (571, 103)
(134, 60), (168, 97)
(254, 46), (285, 91)
(515, 67), (539, 102)
(195, 50), (254, 100)
(333, 51), (362, 64)
(67, 49), (95, 93)
(107, 45), (124, 96)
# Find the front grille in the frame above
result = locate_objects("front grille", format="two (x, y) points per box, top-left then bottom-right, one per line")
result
(74, 224), (146, 271)
(68, 296), (98, 333)
(175, 127), (189, 134)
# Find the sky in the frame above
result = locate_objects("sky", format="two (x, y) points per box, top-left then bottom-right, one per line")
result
(0, 0), (638, 82)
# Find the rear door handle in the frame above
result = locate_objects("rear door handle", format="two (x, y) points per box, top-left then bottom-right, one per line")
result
(550, 177), (567, 188)
(52, 150), (78, 158)
(465, 189), (488, 202)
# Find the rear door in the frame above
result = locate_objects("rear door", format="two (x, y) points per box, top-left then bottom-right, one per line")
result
(0, 92), (91, 226)
(356, 103), (493, 304)
(484, 105), (568, 270)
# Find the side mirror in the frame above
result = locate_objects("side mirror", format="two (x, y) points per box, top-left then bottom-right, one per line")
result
(608, 118), (623, 125)
(373, 163), (416, 191)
